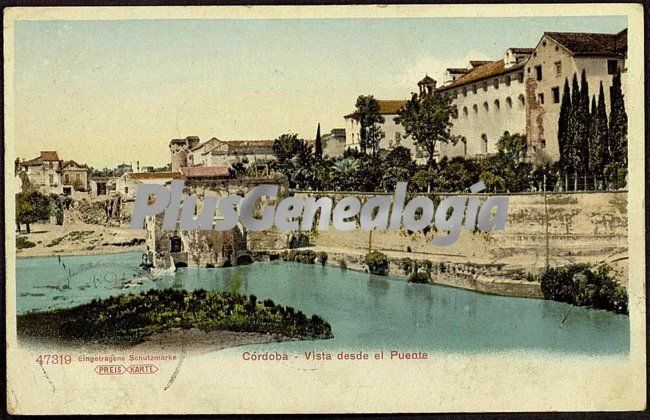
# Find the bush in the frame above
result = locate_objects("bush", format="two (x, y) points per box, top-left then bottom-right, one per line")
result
(316, 251), (328, 266)
(16, 236), (36, 249)
(408, 271), (429, 284)
(281, 249), (317, 264)
(400, 258), (414, 275)
(17, 288), (333, 344)
(540, 263), (628, 314)
(338, 259), (348, 270)
(364, 251), (389, 276)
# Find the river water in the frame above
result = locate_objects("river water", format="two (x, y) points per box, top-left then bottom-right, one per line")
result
(16, 252), (629, 355)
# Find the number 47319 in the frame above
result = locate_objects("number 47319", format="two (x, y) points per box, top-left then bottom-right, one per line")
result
(36, 354), (72, 365)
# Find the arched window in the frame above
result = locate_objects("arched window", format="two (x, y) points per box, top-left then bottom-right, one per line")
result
(494, 99), (500, 109)
(505, 76), (511, 86)
(473, 104), (478, 113)
(506, 97), (513, 108)
(483, 101), (489, 111)
(481, 134), (488, 154)
(461, 137), (468, 155)
(518, 94), (525, 106)
(493, 79), (499, 89)
(472, 84), (477, 94)
(462, 87), (467, 97)
(482, 82), (488, 92)
(463, 106), (468, 116)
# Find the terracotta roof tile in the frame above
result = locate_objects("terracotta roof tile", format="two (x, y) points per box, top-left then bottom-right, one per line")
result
(180, 166), (229, 178)
(40, 151), (59, 161)
(545, 30), (627, 57)
(446, 67), (471, 74)
(129, 171), (182, 180)
(470, 60), (491, 68)
(438, 60), (524, 91)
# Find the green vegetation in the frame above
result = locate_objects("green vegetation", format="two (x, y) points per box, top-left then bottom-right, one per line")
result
(338, 259), (348, 270)
(250, 69), (627, 194)
(16, 236), (36, 249)
(280, 249), (317, 264)
(395, 89), (457, 166)
(364, 251), (389, 276)
(17, 288), (333, 345)
(316, 251), (328, 266)
(558, 69), (628, 190)
(15, 190), (51, 233)
(46, 230), (94, 248)
(540, 263), (628, 314)
(407, 271), (430, 284)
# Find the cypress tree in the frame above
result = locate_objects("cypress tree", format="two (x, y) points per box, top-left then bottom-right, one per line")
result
(558, 78), (572, 173)
(609, 68), (628, 169)
(595, 82), (610, 182)
(586, 95), (599, 187)
(566, 73), (582, 189)
(578, 69), (591, 188)
(315, 123), (323, 159)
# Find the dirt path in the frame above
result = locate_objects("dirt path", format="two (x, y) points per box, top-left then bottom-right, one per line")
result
(15, 222), (146, 258)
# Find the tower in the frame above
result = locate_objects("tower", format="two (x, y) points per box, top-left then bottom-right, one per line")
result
(418, 75), (437, 96)
(170, 138), (189, 172)
(169, 136), (202, 172)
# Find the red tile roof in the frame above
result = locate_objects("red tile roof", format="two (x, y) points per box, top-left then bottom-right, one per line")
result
(129, 171), (182, 180)
(470, 60), (491, 68)
(438, 60), (524, 91)
(21, 151), (60, 166)
(344, 99), (407, 119)
(180, 166), (229, 178)
(545, 29), (627, 57)
(40, 151), (59, 161)
(447, 67), (471, 74)
(226, 140), (276, 149)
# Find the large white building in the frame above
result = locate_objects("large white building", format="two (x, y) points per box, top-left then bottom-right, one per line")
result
(343, 29), (627, 163)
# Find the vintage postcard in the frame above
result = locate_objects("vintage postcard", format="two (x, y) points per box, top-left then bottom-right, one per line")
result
(4, 4), (646, 414)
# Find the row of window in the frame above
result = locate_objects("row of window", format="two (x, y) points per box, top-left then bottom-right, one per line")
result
(531, 59), (619, 83)
(445, 71), (525, 99)
(459, 94), (526, 116)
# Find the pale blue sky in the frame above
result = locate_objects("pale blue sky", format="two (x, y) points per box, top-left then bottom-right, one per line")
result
(14, 16), (627, 168)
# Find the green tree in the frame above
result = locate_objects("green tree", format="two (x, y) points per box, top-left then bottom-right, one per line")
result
(590, 82), (610, 185)
(352, 95), (385, 155)
(331, 158), (360, 191)
(314, 123), (323, 160)
(16, 190), (51, 233)
(272, 133), (314, 188)
(394, 91), (457, 166)
(557, 78), (572, 173)
(496, 131), (527, 163)
(608, 67), (628, 171)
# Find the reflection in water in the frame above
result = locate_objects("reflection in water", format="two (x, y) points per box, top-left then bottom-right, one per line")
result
(17, 253), (629, 355)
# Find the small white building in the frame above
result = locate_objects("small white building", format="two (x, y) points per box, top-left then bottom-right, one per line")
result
(116, 171), (181, 200)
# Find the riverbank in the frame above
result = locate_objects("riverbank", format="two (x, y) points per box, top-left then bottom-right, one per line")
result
(19, 328), (281, 356)
(265, 247), (545, 299)
(17, 288), (332, 349)
(15, 222), (145, 258)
